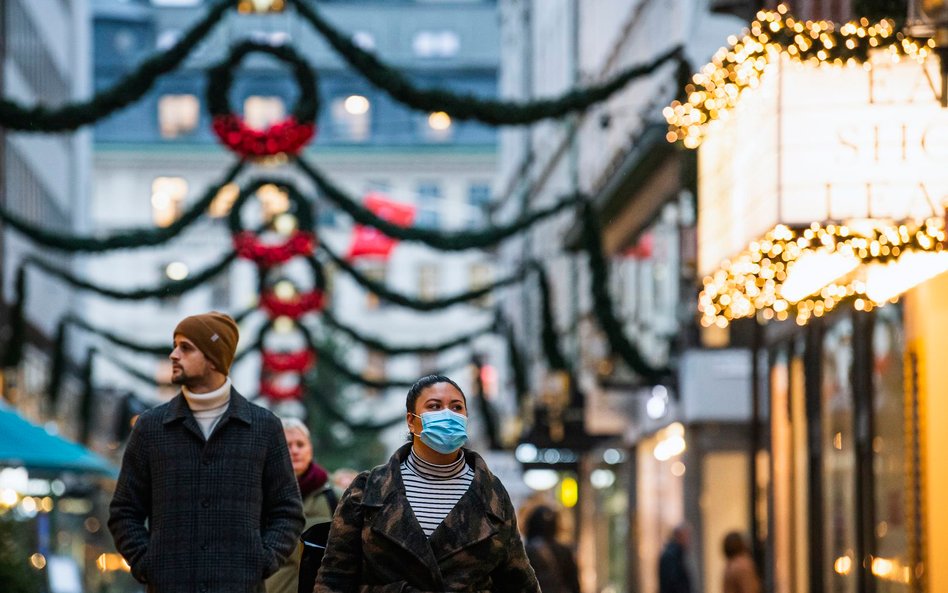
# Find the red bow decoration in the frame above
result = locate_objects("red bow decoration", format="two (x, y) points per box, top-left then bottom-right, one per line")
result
(262, 349), (316, 373)
(347, 193), (416, 260)
(233, 230), (316, 267)
(212, 114), (316, 159)
(260, 290), (325, 319)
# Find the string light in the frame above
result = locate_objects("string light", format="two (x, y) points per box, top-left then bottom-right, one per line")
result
(663, 5), (929, 147)
(698, 218), (947, 327)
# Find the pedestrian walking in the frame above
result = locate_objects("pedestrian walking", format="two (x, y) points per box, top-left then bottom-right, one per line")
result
(108, 312), (304, 593)
(266, 418), (336, 593)
(659, 524), (693, 593)
(314, 374), (541, 593)
(523, 505), (581, 593)
(722, 531), (761, 593)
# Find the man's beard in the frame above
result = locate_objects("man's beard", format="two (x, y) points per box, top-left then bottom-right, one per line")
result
(171, 367), (191, 386)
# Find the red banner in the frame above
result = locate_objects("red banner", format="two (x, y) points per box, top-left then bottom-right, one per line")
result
(347, 192), (416, 260)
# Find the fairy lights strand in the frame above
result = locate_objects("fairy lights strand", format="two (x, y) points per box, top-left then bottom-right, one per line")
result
(699, 218), (947, 327)
(663, 4), (932, 148)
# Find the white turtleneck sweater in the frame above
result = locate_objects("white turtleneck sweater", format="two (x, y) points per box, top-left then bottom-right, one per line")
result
(183, 378), (232, 439)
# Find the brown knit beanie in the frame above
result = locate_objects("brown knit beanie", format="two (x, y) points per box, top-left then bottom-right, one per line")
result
(173, 312), (239, 375)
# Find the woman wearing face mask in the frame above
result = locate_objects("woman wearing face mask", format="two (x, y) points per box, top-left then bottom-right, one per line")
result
(314, 375), (541, 593)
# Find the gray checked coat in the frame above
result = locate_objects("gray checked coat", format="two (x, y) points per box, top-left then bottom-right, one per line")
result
(108, 389), (304, 593)
(314, 443), (540, 593)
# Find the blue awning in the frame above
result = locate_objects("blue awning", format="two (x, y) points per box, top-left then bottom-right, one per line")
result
(0, 403), (117, 477)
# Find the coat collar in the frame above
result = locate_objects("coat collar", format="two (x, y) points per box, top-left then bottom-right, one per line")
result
(362, 443), (507, 574)
(162, 386), (252, 440)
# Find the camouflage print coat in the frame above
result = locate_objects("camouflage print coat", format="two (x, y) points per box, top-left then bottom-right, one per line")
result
(314, 443), (540, 593)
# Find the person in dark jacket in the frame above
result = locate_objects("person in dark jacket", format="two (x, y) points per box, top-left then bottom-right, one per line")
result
(108, 312), (304, 593)
(266, 417), (335, 593)
(314, 374), (541, 593)
(524, 505), (581, 593)
(659, 524), (692, 593)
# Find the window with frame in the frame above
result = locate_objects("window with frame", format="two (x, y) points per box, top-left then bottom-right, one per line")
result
(468, 262), (492, 308)
(415, 182), (442, 229)
(152, 177), (188, 227)
(363, 350), (387, 397)
(158, 94), (200, 138)
(418, 353), (438, 376)
(361, 262), (388, 309)
(412, 30), (460, 58)
(243, 96), (285, 130)
(417, 262), (439, 301)
(466, 182), (492, 228)
(330, 94), (372, 142)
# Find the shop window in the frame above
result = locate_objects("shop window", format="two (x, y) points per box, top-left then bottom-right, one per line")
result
(243, 96), (285, 131)
(158, 94), (200, 138)
(821, 317), (857, 593)
(871, 306), (910, 592)
(151, 177), (188, 228)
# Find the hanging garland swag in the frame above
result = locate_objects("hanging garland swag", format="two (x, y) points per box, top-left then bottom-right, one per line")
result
(208, 41), (319, 158)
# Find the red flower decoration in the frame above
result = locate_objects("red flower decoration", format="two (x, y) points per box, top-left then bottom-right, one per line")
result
(262, 349), (316, 373)
(260, 380), (304, 401)
(260, 290), (325, 319)
(212, 114), (316, 158)
(233, 230), (316, 267)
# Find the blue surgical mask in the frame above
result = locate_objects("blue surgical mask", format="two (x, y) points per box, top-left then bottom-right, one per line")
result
(412, 409), (468, 454)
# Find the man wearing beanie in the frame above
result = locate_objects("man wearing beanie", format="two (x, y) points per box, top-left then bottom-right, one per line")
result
(109, 312), (304, 593)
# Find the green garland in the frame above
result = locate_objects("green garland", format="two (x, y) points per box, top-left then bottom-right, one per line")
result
(470, 354), (502, 449)
(290, 0), (684, 126)
(534, 264), (569, 371)
(497, 315), (529, 412)
(47, 320), (70, 406)
(24, 252), (236, 300)
(208, 41), (319, 124)
(79, 349), (97, 445)
(2, 268), (27, 368)
(298, 157), (581, 250)
(580, 202), (670, 382)
(0, 161), (245, 252)
(0, 0), (232, 131)
(320, 309), (493, 355)
(318, 247), (529, 311)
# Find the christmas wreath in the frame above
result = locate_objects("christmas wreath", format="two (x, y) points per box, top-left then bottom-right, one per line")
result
(228, 179), (317, 266)
(207, 41), (319, 158)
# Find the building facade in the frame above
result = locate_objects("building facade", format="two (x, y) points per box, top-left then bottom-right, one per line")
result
(1, 0), (92, 428)
(496, 1), (748, 592)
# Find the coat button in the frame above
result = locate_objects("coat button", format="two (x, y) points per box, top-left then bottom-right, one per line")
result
(202, 458), (210, 466)
(200, 585), (208, 593)
(201, 543), (208, 551)
(201, 499), (210, 509)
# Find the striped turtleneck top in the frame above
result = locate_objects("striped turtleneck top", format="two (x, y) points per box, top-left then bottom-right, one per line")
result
(400, 448), (474, 537)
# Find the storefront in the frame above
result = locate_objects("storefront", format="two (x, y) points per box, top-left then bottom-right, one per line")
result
(664, 7), (946, 593)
